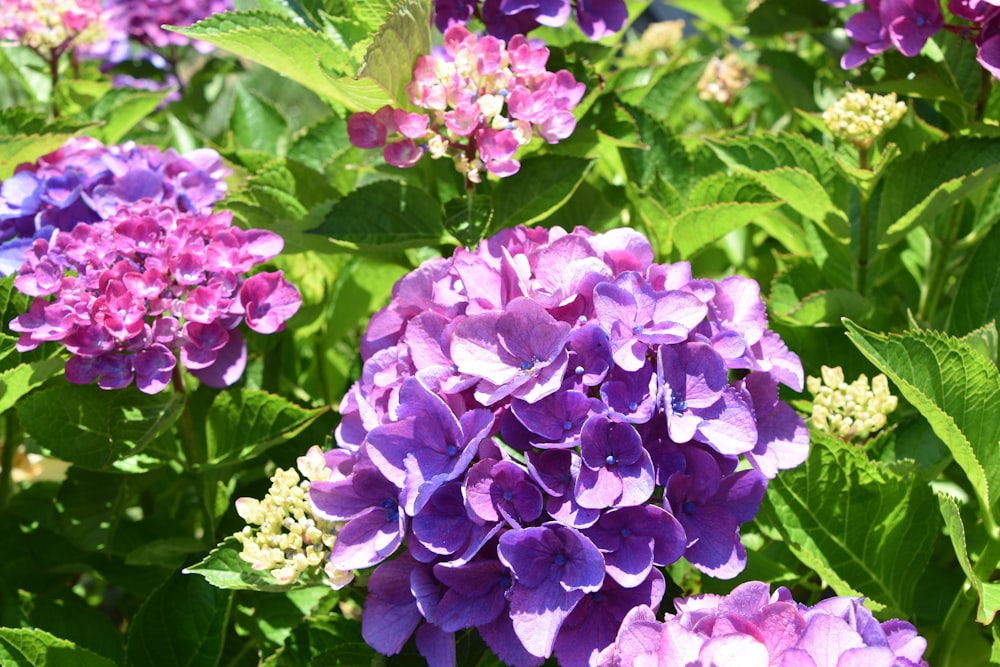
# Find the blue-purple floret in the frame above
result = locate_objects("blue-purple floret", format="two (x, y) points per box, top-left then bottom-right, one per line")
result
(308, 225), (810, 666)
(433, 0), (627, 40)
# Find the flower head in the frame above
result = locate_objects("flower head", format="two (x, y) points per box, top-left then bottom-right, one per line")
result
(807, 365), (898, 441)
(347, 26), (584, 182)
(305, 225), (808, 665)
(823, 89), (907, 147)
(0, 0), (104, 52)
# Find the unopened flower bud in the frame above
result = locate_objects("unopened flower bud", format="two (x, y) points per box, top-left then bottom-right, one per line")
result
(822, 90), (906, 147)
(807, 365), (898, 441)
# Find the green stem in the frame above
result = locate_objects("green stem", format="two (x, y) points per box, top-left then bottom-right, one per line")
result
(930, 535), (1000, 667)
(918, 203), (964, 322)
(47, 50), (60, 118)
(0, 412), (23, 512)
(172, 367), (215, 543)
(855, 143), (872, 296)
(975, 67), (993, 123)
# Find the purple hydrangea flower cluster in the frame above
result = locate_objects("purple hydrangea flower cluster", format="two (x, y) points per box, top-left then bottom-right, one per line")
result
(98, 0), (232, 53)
(0, 137), (228, 276)
(8, 199), (301, 393)
(308, 225), (809, 666)
(596, 581), (928, 667)
(433, 0), (628, 41)
(346, 26), (584, 183)
(825, 0), (1000, 77)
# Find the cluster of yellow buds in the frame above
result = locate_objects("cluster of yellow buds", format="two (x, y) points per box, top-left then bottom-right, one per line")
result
(807, 365), (898, 442)
(233, 446), (353, 588)
(697, 53), (750, 104)
(822, 90), (907, 147)
(625, 20), (684, 60)
(0, 0), (105, 52)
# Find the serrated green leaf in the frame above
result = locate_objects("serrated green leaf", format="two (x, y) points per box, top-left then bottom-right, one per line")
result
(203, 389), (327, 467)
(0, 628), (117, 667)
(938, 494), (1000, 624)
(184, 537), (291, 592)
(844, 321), (1000, 522)
(17, 384), (185, 471)
(949, 222), (1000, 336)
(763, 430), (941, 615)
(631, 61), (705, 121)
(706, 132), (843, 192)
(348, 0), (398, 31)
(19, 592), (125, 667)
(355, 0), (431, 108)
(0, 356), (65, 415)
(491, 156), (595, 230)
(876, 139), (1000, 252)
(672, 201), (783, 258)
(749, 167), (850, 238)
(309, 180), (444, 251)
(172, 10), (374, 108)
(771, 259), (874, 326)
(619, 106), (694, 196)
(126, 572), (232, 667)
(287, 114), (352, 172)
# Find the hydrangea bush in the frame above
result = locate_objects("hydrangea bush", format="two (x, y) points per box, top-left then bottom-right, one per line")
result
(3, 0), (1000, 666)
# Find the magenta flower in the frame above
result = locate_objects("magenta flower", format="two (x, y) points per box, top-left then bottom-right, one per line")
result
(9, 200), (301, 393)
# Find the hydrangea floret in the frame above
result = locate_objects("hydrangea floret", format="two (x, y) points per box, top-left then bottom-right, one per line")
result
(0, 137), (229, 275)
(697, 53), (751, 104)
(234, 446), (354, 587)
(822, 90), (907, 147)
(808, 365), (898, 442)
(432, 0), (628, 41)
(346, 26), (584, 183)
(595, 580), (929, 666)
(8, 197), (302, 393)
(97, 0), (232, 53)
(0, 0), (104, 53)
(307, 225), (809, 666)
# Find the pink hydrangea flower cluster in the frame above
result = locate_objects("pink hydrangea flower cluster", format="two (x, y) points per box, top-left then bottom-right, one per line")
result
(9, 200), (301, 393)
(825, 0), (1000, 78)
(347, 26), (584, 183)
(596, 581), (928, 667)
(307, 225), (809, 666)
(0, 0), (104, 52)
(0, 137), (229, 276)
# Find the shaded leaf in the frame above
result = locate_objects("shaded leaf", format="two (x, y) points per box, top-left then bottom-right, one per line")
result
(309, 180), (445, 251)
(354, 0), (431, 108)
(0, 628), (116, 667)
(938, 494), (1000, 624)
(231, 85), (289, 154)
(18, 384), (185, 471)
(203, 389), (327, 467)
(55, 468), (129, 552)
(949, 222), (1000, 336)
(443, 195), (494, 248)
(491, 156), (595, 230)
(125, 572), (232, 667)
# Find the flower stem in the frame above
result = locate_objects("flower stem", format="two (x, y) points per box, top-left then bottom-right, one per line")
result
(855, 143), (872, 295)
(0, 412), (23, 512)
(931, 534), (1000, 667)
(172, 366), (215, 543)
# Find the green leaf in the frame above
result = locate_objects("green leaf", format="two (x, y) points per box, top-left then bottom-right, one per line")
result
(706, 132), (844, 193)
(19, 593), (125, 667)
(770, 257), (875, 326)
(309, 180), (445, 251)
(87, 88), (170, 144)
(0, 134), (85, 180)
(763, 430), (941, 616)
(875, 138), (1000, 252)
(672, 201), (783, 258)
(172, 10), (369, 107)
(491, 156), (595, 230)
(55, 468), (129, 552)
(287, 114), (352, 172)
(354, 0), (431, 109)
(202, 389), (327, 467)
(184, 537), (291, 592)
(18, 384), (185, 472)
(631, 61), (705, 122)
(0, 628), (117, 667)
(949, 222), (1000, 335)
(938, 494), (1000, 624)
(443, 195), (494, 248)
(347, 0), (398, 31)
(125, 572), (232, 667)
(0, 356), (65, 415)
(231, 85), (289, 154)
(844, 321), (1000, 522)
(619, 107), (694, 196)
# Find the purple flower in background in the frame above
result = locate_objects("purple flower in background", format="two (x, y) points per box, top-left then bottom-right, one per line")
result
(596, 581), (929, 667)
(305, 224), (808, 665)
(428, 0), (627, 40)
(98, 0), (232, 52)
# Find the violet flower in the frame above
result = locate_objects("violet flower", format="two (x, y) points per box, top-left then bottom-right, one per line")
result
(305, 225), (808, 665)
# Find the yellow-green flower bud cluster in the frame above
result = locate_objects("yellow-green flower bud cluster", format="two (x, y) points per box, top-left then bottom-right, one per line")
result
(822, 90), (906, 147)
(697, 53), (750, 104)
(625, 20), (684, 60)
(807, 365), (898, 442)
(233, 446), (353, 588)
